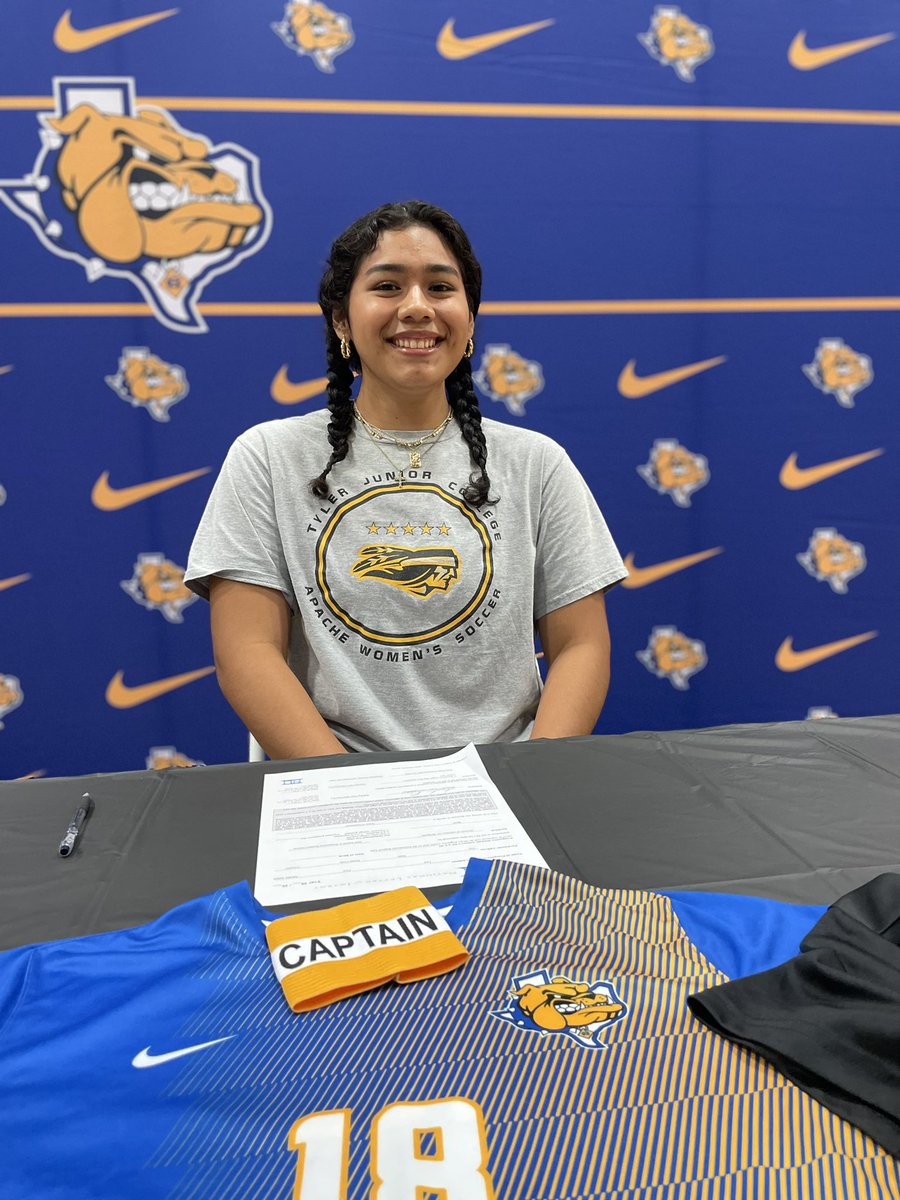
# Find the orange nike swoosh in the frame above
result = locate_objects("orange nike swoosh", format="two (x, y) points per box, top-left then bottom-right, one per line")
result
(788, 30), (895, 70)
(270, 369), (329, 406)
(775, 631), (877, 672)
(92, 467), (210, 511)
(16, 771), (47, 781)
(437, 17), (554, 60)
(779, 448), (883, 490)
(0, 365), (13, 376)
(617, 355), (726, 398)
(53, 7), (179, 51)
(0, 574), (31, 593)
(620, 547), (723, 589)
(106, 667), (215, 709)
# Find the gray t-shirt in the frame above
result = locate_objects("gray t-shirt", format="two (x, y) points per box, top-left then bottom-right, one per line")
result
(185, 410), (625, 751)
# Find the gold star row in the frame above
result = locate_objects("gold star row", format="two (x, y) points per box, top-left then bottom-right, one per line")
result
(365, 521), (452, 536)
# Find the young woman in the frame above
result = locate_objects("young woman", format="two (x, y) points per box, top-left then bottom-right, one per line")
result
(185, 201), (626, 757)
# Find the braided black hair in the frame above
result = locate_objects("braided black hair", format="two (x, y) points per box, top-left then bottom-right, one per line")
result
(308, 333), (355, 498)
(311, 201), (496, 507)
(446, 358), (494, 507)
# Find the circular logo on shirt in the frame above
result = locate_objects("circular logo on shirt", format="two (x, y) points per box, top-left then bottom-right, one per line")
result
(316, 484), (494, 645)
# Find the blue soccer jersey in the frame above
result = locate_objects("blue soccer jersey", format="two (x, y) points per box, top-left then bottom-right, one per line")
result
(2, 858), (898, 1199)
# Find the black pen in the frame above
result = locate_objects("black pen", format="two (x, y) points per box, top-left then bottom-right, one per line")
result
(58, 793), (94, 858)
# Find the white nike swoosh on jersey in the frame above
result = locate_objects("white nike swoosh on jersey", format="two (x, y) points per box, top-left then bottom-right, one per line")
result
(132, 1036), (233, 1068)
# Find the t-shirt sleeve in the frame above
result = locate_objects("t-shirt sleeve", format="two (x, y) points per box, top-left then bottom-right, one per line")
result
(184, 430), (297, 610)
(533, 448), (626, 619)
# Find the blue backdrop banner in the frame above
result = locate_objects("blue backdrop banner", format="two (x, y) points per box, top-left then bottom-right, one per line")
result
(1, 2), (897, 776)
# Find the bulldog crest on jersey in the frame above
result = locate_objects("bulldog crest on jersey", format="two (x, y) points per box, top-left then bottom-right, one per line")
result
(0, 78), (272, 332)
(491, 969), (626, 1049)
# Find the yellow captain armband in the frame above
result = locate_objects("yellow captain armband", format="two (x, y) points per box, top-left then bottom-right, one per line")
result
(266, 886), (468, 1012)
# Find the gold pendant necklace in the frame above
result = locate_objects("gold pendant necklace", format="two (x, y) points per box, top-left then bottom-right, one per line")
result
(353, 405), (453, 470)
(355, 407), (454, 485)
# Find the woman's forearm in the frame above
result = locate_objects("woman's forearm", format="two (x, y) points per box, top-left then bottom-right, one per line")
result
(216, 643), (348, 760)
(531, 642), (610, 739)
(531, 591), (612, 740)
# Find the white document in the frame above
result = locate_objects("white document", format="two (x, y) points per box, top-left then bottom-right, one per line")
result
(253, 743), (547, 905)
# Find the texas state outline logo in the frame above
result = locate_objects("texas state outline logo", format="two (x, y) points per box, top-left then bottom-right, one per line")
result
(637, 625), (707, 690)
(490, 969), (627, 1049)
(121, 553), (199, 624)
(638, 6), (714, 82)
(0, 674), (24, 730)
(801, 338), (873, 409)
(271, 0), (355, 72)
(0, 77), (272, 333)
(472, 343), (545, 416)
(105, 347), (189, 422)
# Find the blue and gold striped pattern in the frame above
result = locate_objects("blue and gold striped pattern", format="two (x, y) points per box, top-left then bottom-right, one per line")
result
(148, 863), (900, 1198)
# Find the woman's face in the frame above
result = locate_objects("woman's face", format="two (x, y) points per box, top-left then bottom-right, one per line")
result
(335, 225), (474, 404)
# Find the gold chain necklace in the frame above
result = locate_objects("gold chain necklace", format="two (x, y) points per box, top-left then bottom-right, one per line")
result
(353, 404), (453, 468)
(354, 407), (454, 485)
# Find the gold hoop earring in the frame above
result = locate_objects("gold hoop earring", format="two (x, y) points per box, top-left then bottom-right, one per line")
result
(465, 338), (474, 359)
(340, 337), (352, 360)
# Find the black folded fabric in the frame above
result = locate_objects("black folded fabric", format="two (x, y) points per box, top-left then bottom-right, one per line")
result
(688, 872), (900, 1157)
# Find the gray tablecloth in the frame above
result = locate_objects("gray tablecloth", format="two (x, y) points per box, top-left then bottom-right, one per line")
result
(2, 715), (898, 951)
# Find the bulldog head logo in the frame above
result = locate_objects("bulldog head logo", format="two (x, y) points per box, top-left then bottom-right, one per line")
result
(491, 970), (627, 1049)
(637, 438), (709, 507)
(121, 553), (198, 623)
(807, 706), (839, 720)
(106, 347), (188, 422)
(797, 528), (866, 594)
(473, 344), (545, 416)
(638, 6), (714, 81)
(0, 674), (24, 730)
(637, 625), (707, 690)
(146, 746), (203, 769)
(0, 78), (271, 332)
(802, 339), (873, 409)
(272, 0), (355, 72)
(350, 544), (461, 597)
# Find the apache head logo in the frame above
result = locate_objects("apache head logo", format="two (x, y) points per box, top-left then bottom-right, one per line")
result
(272, 1), (355, 72)
(0, 674), (24, 730)
(637, 625), (707, 690)
(492, 970), (626, 1049)
(802, 338), (873, 409)
(797, 528), (866, 594)
(638, 6), (714, 81)
(350, 544), (461, 597)
(121, 553), (198, 623)
(637, 438), (709, 507)
(105, 347), (188, 422)
(473, 344), (544, 416)
(146, 745), (203, 769)
(0, 78), (271, 332)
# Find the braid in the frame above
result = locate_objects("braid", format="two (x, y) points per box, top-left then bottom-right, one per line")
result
(310, 331), (356, 497)
(447, 358), (497, 508)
